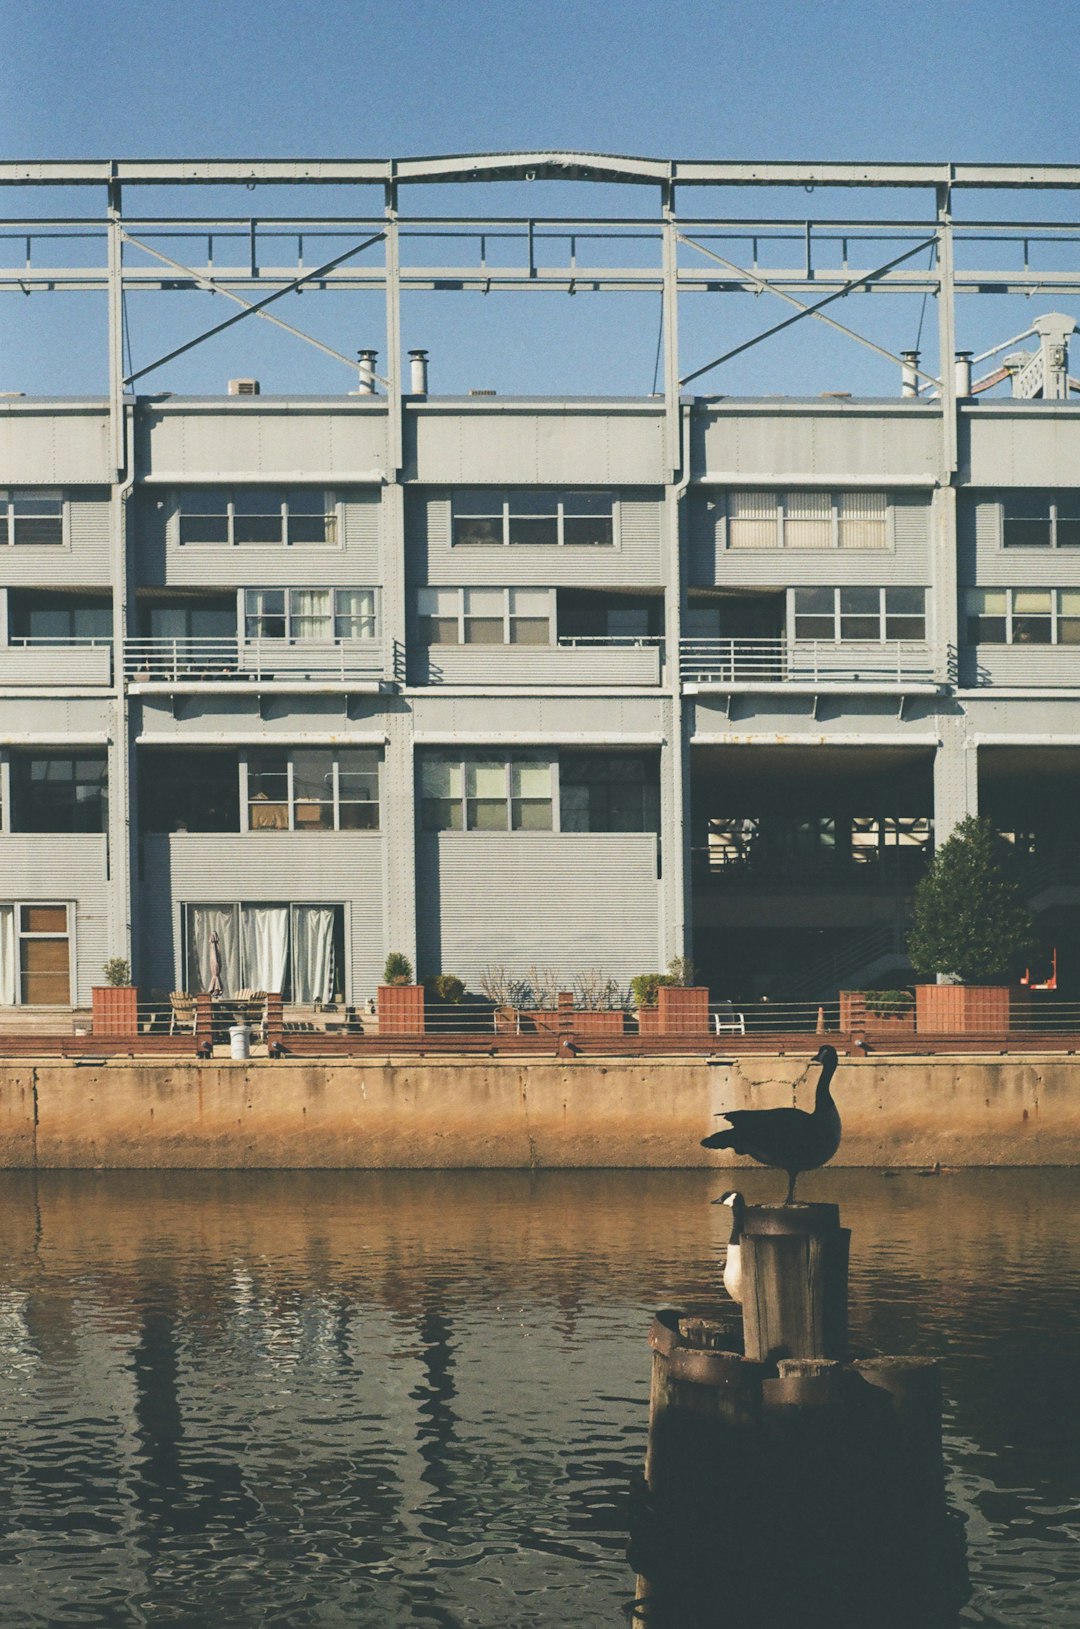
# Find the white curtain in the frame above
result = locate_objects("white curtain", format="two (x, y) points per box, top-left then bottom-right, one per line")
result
(188, 905), (238, 996)
(241, 906), (289, 993)
(291, 906), (335, 1004)
(0, 906), (14, 1005)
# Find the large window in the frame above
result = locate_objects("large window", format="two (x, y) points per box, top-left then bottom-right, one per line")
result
(1001, 492), (1080, 549)
(186, 903), (344, 1004)
(0, 904), (72, 1005)
(966, 588), (1080, 644)
(417, 587), (551, 645)
(247, 749), (380, 831)
(451, 490), (615, 547)
(139, 751), (241, 833)
(728, 491), (888, 551)
(10, 755), (108, 833)
(792, 588), (926, 641)
(8, 594), (112, 643)
(244, 589), (376, 642)
(178, 488), (336, 547)
(420, 757), (553, 831)
(560, 753), (660, 833)
(0, 491), (63, 547)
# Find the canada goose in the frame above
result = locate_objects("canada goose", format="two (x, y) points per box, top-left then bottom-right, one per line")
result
(712, 1189), (745, 1303)
(700, 1044), (841, 1203)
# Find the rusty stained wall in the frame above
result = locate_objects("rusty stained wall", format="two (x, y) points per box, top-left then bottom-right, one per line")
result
(1, 1053), (1079, 1169)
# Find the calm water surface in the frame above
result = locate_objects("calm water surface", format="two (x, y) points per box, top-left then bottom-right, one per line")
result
(0, 1167), (1077, 1628)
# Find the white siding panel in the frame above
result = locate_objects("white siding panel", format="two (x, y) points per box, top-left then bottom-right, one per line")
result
(694, 406), (942, 483)
(138, 404), (389, 481)
(965, 410), (1080, 488)
(413, 645), (661, 687)
(0, 407), (111, 485)
(689, 492), (931, 588)
(409, 406), (668, 485)
(0, 496), (113, 589)
(416, 832), (661, 987)
(139, 833), (385, 1000)
(412, 493), (664, 588)
(0, 836), (109, 1006)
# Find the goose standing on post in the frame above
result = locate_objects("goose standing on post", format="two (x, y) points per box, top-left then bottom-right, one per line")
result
(700, 1045), (842, 1203)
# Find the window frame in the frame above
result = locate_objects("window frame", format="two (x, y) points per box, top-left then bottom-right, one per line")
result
(0, 901), (75, 1007)
(242, 587), (377, 643)
(725, 490), (892, 552)
(419, 754), (556, 833)
(181, 900), (348, 1003)
(176, 487), (341, 549)
(999, 491), (1080, 550)
(0, 490), (66, 549)
(416, 586), (554, 647)
(449, 489), (618, 549)
(789, 587), (928, 643)
(965, 587), (1080, 645)
(244, 748), (381, 832)
(6, 752), (109, 834)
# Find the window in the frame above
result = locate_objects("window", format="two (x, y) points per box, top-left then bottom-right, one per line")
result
(139, 750), (240, 833)
(728, 491), (888, 550)
(451, 490), (615, 547)
(185, 903), (344, 1004)
(10, 755), (108, 833)
(559, 753), (660, 833)
(146, 602), (236, 640)
(793, 588), (926, 642)
(8, 595), (112, 643)
(417, 587), (552, 646)
(247, 749), (379, 831)
(420, 756), (553, 831)
(0, 904), (72, 1005)
(0, 491), (64, 547)
(966, 588), (1080, 644)
(244, 589), (376, 642)
(1002, 492), (1080, 549)
(178, 488), (336, 547)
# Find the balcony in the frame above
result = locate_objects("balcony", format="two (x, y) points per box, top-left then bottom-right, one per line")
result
(0, 637), (113, 687)
(414, 636), (663, 688)
(679, 638), (937, 694)
(122, 637), (392, 692)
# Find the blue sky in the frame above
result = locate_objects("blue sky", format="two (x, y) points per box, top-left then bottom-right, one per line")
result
(4, 0), (1080, 396)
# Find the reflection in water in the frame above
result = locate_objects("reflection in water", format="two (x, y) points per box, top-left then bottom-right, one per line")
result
(0, 1169), (1075, 1626)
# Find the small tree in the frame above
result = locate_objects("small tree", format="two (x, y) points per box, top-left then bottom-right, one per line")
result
(102, 957), (132, 987)
(907, 816), (1037, 984)
(382, 951), (414, 986)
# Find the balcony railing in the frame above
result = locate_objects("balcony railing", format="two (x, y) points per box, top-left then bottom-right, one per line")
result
(679, 638), (935, 687)
(122, 637), (386, 684)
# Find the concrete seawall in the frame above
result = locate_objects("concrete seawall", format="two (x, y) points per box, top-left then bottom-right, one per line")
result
(2, 1052), (1079, 1168)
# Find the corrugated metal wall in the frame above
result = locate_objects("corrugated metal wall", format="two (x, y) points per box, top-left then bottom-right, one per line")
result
(1, 836), (110, 1006)
(687, 491), (932, 587)
(139, 833), (385, 999)
(415, 831), (661, 988)
(406, 404), (668, 486)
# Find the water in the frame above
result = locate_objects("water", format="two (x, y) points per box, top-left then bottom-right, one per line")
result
(0, 1167), (1077, 1628)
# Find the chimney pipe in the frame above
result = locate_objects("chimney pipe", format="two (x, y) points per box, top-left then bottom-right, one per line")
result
(900, 350), (920, 398)
(409, 348), (429, 396)
(954, 352), (973, 399)
(357, 349), (378, 395)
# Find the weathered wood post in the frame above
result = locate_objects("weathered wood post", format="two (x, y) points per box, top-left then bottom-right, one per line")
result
(740, 1201), (850, 1365)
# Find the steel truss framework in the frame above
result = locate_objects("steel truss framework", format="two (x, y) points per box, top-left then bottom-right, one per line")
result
(4, 153), (1080, 475)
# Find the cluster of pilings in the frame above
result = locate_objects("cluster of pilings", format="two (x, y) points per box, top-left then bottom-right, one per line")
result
(629, 1202), (969, 1628)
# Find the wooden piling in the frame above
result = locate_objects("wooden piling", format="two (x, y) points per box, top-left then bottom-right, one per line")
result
(739, 1201), (850, 1367)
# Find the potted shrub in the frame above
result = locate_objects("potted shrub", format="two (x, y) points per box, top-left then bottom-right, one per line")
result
(569, 971), (629, 1037)
(632, 960), (710, 1035)
(377, 952), (424, 1035)
(907, 816), (1037, 1034)
(92, 958), (139, 1037)
(840, 988), (916, 1034)
(423, 973), (467, 1033)
(632, 970), (677, 1034)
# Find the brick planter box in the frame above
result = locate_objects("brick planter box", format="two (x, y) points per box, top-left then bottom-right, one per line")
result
(92, 985), (139, 1038)
(377, 983), (425, 1036)
(915, 983), (1012, 1035)
(657, 985), (711, 1035)
(839, 991), (916, 1035)
(636, 1006), (662, 1034)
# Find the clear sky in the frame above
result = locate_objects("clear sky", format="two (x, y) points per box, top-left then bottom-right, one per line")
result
(4, 0), (1080, 397)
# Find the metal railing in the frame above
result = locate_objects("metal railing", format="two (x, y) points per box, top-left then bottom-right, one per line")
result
(122, 637), (385, 683)
(556, 635), (664, 650)
(679, 638), (935, 686)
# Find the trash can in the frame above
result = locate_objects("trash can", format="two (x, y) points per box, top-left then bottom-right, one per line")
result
(229, 1024), (251, 1060)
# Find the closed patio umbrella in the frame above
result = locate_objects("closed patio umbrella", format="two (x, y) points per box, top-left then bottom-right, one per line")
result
(208, 930), (224, 997)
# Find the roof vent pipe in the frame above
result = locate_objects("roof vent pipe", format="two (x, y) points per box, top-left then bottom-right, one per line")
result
(409, 349), (429, 396)
(955, 352), (973, 399)
(900, 351), (920, 398)
(357, 350), (378, 395)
